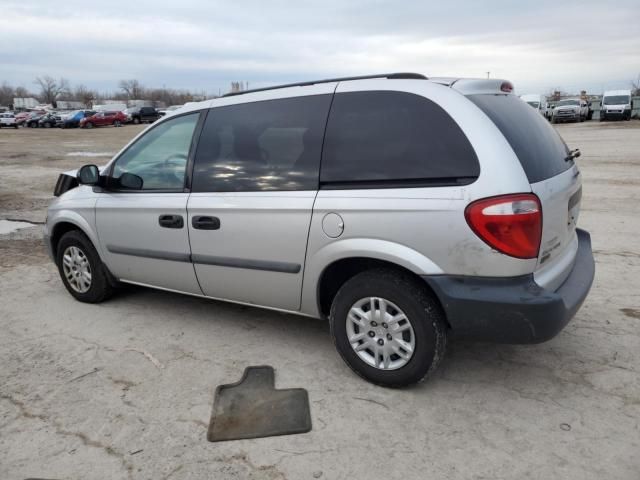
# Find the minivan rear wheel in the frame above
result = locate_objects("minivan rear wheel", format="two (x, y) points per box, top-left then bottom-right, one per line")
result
(56, 230), (114, 303)
(329, 269), (447, 387)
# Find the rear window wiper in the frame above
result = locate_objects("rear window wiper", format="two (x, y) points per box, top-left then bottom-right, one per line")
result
(565, 148), (581, 162)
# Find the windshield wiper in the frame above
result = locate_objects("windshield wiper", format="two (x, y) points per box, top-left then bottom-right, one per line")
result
(565, 148), (581, 162)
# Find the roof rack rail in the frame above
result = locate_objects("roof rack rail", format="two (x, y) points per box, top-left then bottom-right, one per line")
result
(222, 72), (427, 97)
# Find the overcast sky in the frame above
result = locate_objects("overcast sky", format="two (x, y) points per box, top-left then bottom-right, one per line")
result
(1, 0), (639, 96)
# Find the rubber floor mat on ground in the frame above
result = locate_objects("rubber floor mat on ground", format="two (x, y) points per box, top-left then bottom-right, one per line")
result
(207, 365), (312, 442)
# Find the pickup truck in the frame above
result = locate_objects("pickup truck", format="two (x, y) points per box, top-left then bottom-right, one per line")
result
(551, 98), (589, 123)
(125, 106), (159, 124)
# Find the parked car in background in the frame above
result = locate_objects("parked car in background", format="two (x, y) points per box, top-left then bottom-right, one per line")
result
(520, 94), (550, 119)
(551, 98), (589, 123)
(600, 90), (632, 121)
(25, 112), (46, 128)
(46, 73), (594, 387)
(0, 112), (18, 128)
(39, 112), (63, 128)
(125, 106), (159, 124)
(61, 110), (97, 128)
(80, 111), (127, 129)
(158, 105), (183, 117)
(15, 111), (36, 126)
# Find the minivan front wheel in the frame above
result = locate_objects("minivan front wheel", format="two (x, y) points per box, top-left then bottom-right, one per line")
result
(56, 230), (114, 303)
(330, 269), (447, 387)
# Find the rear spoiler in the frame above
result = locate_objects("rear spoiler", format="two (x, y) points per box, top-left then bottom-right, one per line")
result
(430, 77), (514, 95)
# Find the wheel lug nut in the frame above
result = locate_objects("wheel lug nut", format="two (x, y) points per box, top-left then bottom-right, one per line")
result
(368, 331), (375, 337)
(377, 339), (384, 346)
(370, 321), (377, 327)
(386, 334), (392, 340)
(382, 322), (388, 328)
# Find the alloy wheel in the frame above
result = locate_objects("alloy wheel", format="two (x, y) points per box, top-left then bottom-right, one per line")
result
(62, 246), (92, 293)
(346, 297), (415, 370)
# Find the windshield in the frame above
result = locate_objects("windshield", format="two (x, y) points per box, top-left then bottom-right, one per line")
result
(557, 99), (579, 106)
(526, 101), (540, 108)
(603, 95), (630, 105)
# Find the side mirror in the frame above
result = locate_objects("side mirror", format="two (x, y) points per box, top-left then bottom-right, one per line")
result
(77, 164), (100, 185)
(119, 172), (144, 190)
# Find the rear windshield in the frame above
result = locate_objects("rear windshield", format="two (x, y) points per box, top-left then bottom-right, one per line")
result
(468, 94), (571, 183)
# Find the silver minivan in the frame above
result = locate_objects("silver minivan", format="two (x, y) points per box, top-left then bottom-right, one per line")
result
(45, 73), (595, 387)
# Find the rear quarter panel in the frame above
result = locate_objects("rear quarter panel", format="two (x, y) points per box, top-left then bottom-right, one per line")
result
(300, 80), (538, 317)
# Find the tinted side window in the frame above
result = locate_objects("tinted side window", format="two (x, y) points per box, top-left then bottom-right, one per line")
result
(468, 94), (570, 183)
(321, 91), (479, 186)
(192, 95), (332, 192)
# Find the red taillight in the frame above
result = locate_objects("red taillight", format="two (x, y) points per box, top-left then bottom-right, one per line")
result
(465, 194), (542, 259)
(500, 81), (514, 93)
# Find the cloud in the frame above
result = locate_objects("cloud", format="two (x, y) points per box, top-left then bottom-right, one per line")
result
(1, 0), (639, 94)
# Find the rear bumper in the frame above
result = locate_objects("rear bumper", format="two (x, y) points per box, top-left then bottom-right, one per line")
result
(423, 229), (595, 344)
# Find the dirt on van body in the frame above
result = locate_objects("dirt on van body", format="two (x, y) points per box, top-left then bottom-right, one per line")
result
(1, 121), (639, 479)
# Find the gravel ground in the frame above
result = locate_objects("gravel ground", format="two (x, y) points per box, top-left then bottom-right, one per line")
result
(0, 121), (639, 480)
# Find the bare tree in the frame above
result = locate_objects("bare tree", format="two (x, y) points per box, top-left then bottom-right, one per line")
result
(0, 82), (14, 107)
(118, 79), (144, 99)
(632, 74), (640, 97)
(34, 75), (70, 105)
(14, 86), (30, 98)
(73, 84), (96, 107)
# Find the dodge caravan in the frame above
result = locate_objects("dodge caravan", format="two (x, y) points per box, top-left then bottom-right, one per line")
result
(45, 73), (595, 387)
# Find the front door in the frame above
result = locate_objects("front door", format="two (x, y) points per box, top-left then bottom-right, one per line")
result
(187, 91), (334, 310)
(95, 111), (203, 294)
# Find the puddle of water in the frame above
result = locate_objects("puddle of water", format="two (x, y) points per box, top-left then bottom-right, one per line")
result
(66, 152), (114, 157)
(0, 219), (36, 234)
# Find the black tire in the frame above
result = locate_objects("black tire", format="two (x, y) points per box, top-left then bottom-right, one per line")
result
(86, 122), (93, 129)
(329, 268), (447, 388)
(133, 117), (140, 124)
(551, 117), (557, 124)
(55, 230), (114, 303)
(114, 120), (121, 127)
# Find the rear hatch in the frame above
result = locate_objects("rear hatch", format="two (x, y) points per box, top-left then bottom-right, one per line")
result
(467, 93), (582, 288)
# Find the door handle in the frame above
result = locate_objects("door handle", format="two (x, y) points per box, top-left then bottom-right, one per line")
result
(192, 215), (220, 230)
(158, 214), (184, 229)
